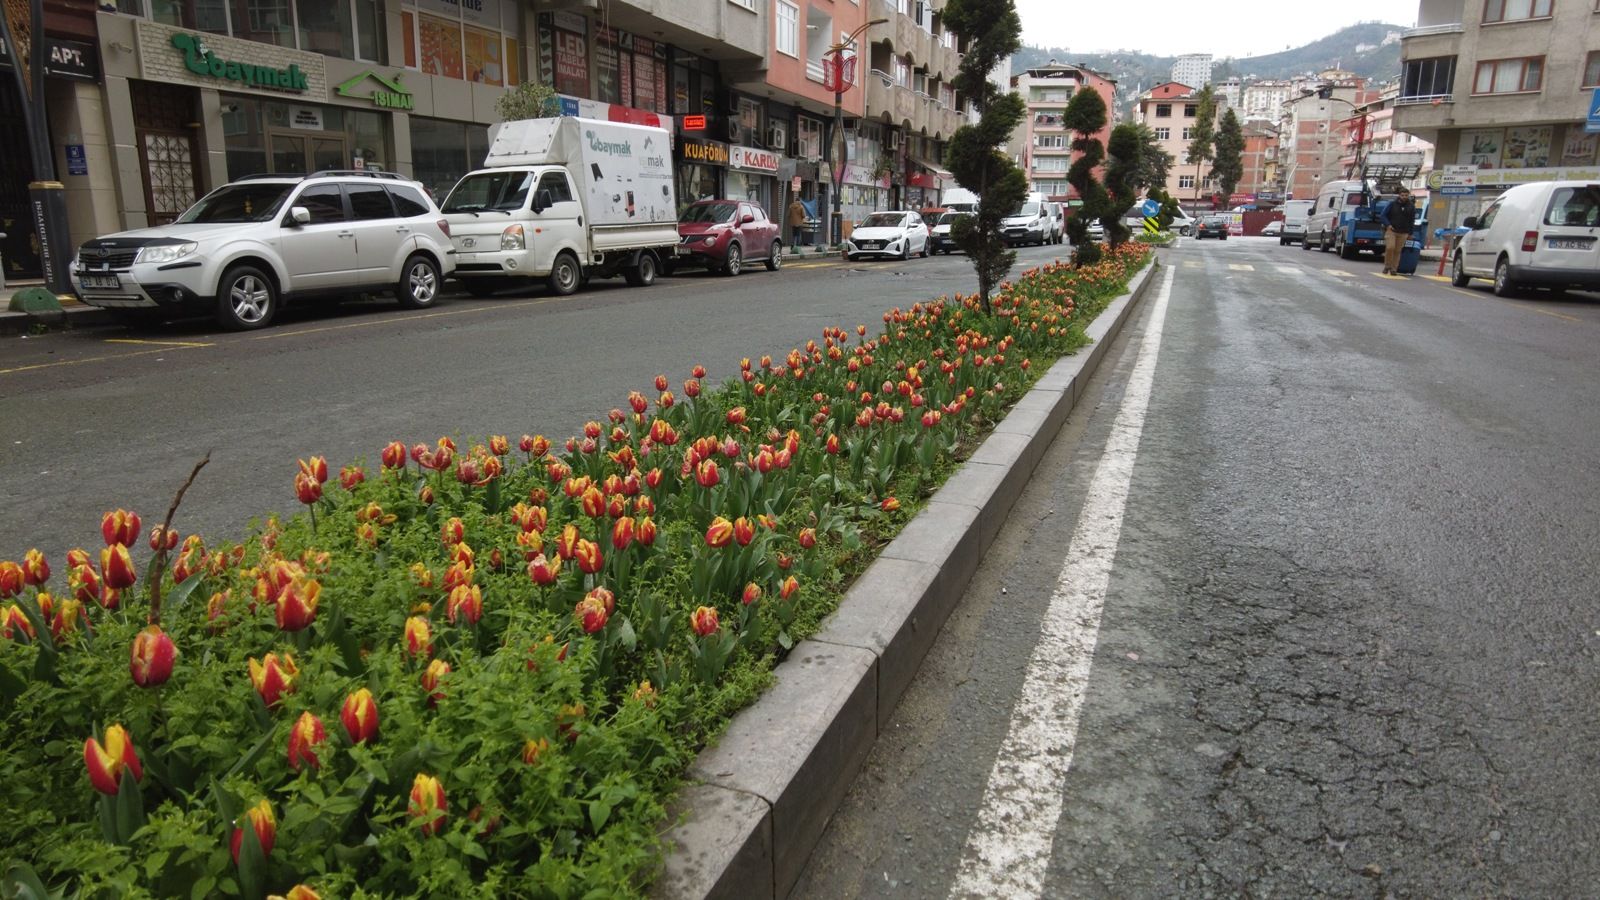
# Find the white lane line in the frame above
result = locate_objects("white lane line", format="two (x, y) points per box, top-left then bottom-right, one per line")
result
(1228, 263), (1255, 271)
(1276, 266), (1300, 275)
(1323, 269), (1356, 278)
(1182, 260), (1202, 268)
(949, 265), (1175, 900)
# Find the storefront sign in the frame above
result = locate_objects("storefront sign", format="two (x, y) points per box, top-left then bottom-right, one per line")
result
(334, 71), (414, 110)
(0, 34), (99, 81)
(730, 145), (779, 173)
(171, 33), (308, 93)
(683, 114), (707, 131)
(288, 106), (324, 130)
(680, 137), (729, 166)
(65, 144), (88, 176)
(556, 94), (672, 131)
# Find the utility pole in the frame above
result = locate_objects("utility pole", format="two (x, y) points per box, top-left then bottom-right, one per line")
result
(0, 0), (73, 294)
(825, 17), (887, 246)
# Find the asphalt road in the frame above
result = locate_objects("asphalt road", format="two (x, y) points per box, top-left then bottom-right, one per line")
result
(795, 236), (1600, 897)
(0, 243), (1067, 562)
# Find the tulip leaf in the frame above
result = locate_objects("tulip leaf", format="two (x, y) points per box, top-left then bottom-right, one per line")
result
(0, 664), (26, 706)
(2, 862), (53, 900)
(223, 730), (276, 781)
(485, 477), (503, 513)
(163, 574), (206, 616)
(237, 815), (267, 900)
(588, 799), (612, 833)
(114, 766), (146, 844)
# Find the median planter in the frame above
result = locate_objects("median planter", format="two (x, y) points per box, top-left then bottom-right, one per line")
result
(0, 247), (1151, 898)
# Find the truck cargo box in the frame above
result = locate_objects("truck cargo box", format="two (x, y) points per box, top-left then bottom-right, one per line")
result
(485, 117), (676, 230)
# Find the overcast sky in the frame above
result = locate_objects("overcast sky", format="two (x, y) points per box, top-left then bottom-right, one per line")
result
(1014, 0), (1412, 59)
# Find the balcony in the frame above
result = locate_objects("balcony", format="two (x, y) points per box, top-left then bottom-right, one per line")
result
(866, 69), (918, 127)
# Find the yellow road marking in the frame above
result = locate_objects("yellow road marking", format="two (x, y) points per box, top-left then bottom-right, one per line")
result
(1420, 274), (1450, 282)
(0, 345), (199, 376)
(1183, 260), (1202, 268)
(1323, 269), (1355, 277)
(1227, 263), (1254, 272)
(251, 299), (559, 340)
(104, 338), (214, 348)
(1446, 287), (1581, 322)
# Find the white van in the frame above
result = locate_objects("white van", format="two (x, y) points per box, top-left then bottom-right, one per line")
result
(1302, 179), (1365, 252)
(1001, 192), (1055, 246)
(1280, 199), (1314, 246)
(1450, 181), (1600, 296)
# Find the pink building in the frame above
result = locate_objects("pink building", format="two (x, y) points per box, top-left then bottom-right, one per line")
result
(1009, 60), (1117, 202)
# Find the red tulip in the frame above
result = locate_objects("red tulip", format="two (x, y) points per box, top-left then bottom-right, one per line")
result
(489, 434), (510, 456)
(780, 575), (800, 600)
(705, 517), (733, 548)
(294, 471), (322, 505)
(442, 560), (474, 592)
(50, 597), (84, 641)
(798, 527), (817, 549)
(298, 456), (329, 484)
(526, 434), (551, 457)
(726, 406), (747, 426)
(101, 509), (141, 547)
(527, 552), (561, 586)
(645, 468), (664, 490)
(381, 440), (408, 469)
(695, 459), (720, 488)
(611, 516), (636, 551)
(0, 562), (21, 598)
(129, 625), (177, 687)
(583, 420), (603, 439)
(732, 517), (756, 547)
(421, 659), (450, 705)
(574, 539), (603, 575)
(881, 496), (901, 512)
(287, 711), (327, 771)
(580, 485), (606, 518)
(519, 505), (548, 533)
(339, 465), (365, 490)
(654, 373), (669, 392)
(404, 616), (433, 659)
(84, 724), (143, 795)
(409, 773), (447, 836)
(230, 799), (276, 864)
(249, 652), (299, 708)
(341, 688), (379, 743)
(21, 549), (50, 586)
(522, 737), (550, 765)
(742, 583), (763, 605)
(636, 516), (658, 547)
(692, 364), (707, 378)
(447, 584), (482, 626)
(691, 605), (720, 637)
(275, 576), (320, 631)
(1, 604), (34, 641)
(69, 563), (102, 605)
(825, 434), (842, 454)
(629, 391), (649, 415)
(555, 523), (580, 560)
(684, 378), (702, 398)
(575, 593), (609, 633)
(100, 544), (137, 590)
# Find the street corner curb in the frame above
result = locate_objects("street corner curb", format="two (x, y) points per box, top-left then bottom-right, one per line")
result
(687, 642), (877, 898)
(655, 784), (774, 900)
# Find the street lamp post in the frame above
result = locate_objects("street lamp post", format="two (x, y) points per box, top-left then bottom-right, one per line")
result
(825, 18), (888, 247)
(0, 0), (73, 294)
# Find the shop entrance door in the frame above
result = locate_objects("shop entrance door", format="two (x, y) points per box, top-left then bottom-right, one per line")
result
(269, 133), (350, 174)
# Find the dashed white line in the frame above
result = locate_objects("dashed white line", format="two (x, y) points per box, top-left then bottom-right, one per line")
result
(1227, 263), (1255, 271)
(948, 265), (1175, 900)
(1276, 266), (1301, 275)
(1323, 269), (1356, 277)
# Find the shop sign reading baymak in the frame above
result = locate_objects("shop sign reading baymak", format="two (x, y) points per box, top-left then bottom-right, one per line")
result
(172, 34), (308, 92)
(334, 71), (414, 109)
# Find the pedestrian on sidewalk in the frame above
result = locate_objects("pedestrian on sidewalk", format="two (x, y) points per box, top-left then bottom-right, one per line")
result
(1382, 187), (1416, 276)
(788, 198), (808, 248)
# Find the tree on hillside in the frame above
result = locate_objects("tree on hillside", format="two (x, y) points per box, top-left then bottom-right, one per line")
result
(1211, 108), (1245, 200)
(942, 0), (1027, 314)
(1062, 85), (1110, 265)
(1184, 85), (1217, 203)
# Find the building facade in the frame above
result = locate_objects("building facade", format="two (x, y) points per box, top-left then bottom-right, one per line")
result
(1134, 81), (1217, 205)
(1171, 53), (1213, 89)
(1394, 0), (1600, 231)
(1278, 76), (1377, 200)
(1008, 59), (1115, 202)
(1214, 75), (1242, 110)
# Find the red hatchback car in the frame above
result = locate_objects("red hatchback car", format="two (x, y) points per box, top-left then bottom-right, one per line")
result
(671, 199), (783, 276)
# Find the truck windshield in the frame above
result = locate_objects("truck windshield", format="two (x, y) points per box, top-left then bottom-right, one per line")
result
(1544, 186), (1600, 227)
(442, 172), (534, 213)
(681, 203), (738, 224)
(1013, 203), (1041, 217)
(174, 184), (295, 224)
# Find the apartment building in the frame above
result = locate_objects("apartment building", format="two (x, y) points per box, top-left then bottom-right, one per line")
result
(1134, 81), (1217, 204)
(1278, 77), (1378, 200)
(1214, 75), (1243, 110)
(859, 0), (967, 216)
(1240, 121), (1280, 198)
(1242, 78), (1293, 120)
(1171, 53), (1214, 89)
(1336, 83), (1435, 192)
(1008, 60), (1116, 202)
(1393, 0), (1600, 231)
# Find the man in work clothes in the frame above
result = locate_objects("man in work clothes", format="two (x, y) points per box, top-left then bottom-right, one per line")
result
(788, 198), (808, 248)
(1382, 187), (1416, 276)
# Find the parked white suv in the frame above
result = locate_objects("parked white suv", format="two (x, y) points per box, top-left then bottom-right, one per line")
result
(70, 171), (455, 330)
(1451, 180), (1600, 296)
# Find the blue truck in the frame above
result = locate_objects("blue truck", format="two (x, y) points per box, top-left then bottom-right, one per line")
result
(1304, 151), (1426, 260)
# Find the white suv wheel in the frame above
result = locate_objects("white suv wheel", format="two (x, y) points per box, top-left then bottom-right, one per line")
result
(398, 255), (440, 309)
(217, 265), (276, 331)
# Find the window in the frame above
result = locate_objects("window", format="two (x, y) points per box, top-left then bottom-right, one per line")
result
(1401, 56), (1457, 99)
(1182, 127), (1194, 140)
(294, 184), (346, 224)
(1586, 52), (1600, 87)
(411, 117), (493, 202)
(892, 55), (910, 86)
(347, 183), (395, 220)
(133, 0), (383, 59)
(1545, 186), (1600, 226)
(1482, 0), (1552, 22)
(1179, 175), (1195, 188)
(387, 184), (431, 217)
(798, 117), (822, 159)
(1154, 103), (1172, 117)
(1034, 157), (1068, 171)
(537, 172), (574, 204)
(728, 0), (756, 9)
(1473, 56), (1543, 94)
(776, 1), (799, 57)
(1154, 127), (1170, 140)
(1184, 104), (1197, 117)
(409, 0), (517, 86)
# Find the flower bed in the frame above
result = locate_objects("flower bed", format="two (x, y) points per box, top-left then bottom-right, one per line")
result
(1, 246), (1149, 898)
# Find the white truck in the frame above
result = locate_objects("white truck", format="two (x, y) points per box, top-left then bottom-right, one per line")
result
(441, 117), (679, 296)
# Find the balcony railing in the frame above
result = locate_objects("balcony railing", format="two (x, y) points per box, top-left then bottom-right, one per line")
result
(1401, 23), (1465, 38)
(1393, 93), (1453, 106)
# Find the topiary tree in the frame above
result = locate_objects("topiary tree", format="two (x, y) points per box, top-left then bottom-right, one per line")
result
(1062, 85), (1109, 265)
(1210, 107), (1245, 201)
(496, 82), (561, 121)
(942, 0), (1027, 314)
(1103, 122), (1143, 249)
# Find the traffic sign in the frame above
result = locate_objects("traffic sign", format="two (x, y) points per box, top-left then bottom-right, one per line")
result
(1142, 217), (1159, 234)
(1140, 198), (1161, 217)
(1440, 186), (1476, 196)
(1588, 88), (1600, 134)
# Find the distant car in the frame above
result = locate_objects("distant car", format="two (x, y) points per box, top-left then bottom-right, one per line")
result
(929, 211), (969, 255)
(672, 199), (782, 276)
(1087, 220), (1105, 242)
(1195, 216), (1230, 240)
(845, 211), (931, 260)
(1260, 220), (1284, 237)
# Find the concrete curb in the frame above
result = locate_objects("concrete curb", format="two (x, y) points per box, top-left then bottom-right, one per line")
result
(654, 259), (1162, 899)
(0, 305), (112, 337)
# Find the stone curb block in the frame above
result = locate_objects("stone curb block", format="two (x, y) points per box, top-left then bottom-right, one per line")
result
(655, 261), (1160, 898)
(0, 306), (112, 337)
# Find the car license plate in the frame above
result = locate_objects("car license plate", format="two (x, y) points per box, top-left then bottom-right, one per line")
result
(81, 274), (120, 290)
(1548, 238), (1591, 250)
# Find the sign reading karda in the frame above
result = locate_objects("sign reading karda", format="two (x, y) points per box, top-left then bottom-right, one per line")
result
(171, 34), (309, 92)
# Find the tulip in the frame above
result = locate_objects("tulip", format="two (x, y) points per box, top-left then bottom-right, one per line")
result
(649, 419), (677, 446)
(726, 406), (747, 425)
(129, 625), (177, 688)
(21, 549), (49, 586)
(446, 584), (482, 626)
(515, 530), (545, 560)
(780, 575), (800, 600)
(1, 604), (34, 641)
(610, 516), (635, 551)
(881, 496), (901, 512)
(279, 886), (322, 900)
(732, 517), (756, 547)
(693, 364), (708, 378)
(341, 688), (379, 744)
(230, 799), (277, 864)
(691, 606), (720, 637)
(449, 542), (475, 567)
(695, 459), (720, 488)
(298, 456), (329, 484)
(705, 517), (733, 548)
(636, 516), (658, 547)
(70, 563), (102, 605)
(100, 544), (137, 590)
(404, 616), (433, 659)
(442, 560), (474, 592)
(0, 562), (21, 598)
(489, 434), (510, 456)
(294, 471), (322, 505)
(555, 523), (580, 560)
(798, 527), (817, 549)
(287, 711), (327, 772)
(580, 485), (606, 518)
(522, 737), (550, 765)
(381, 440), (408, 469)
(275, 576), (320, 631)
(628, 391), (649, 415)
(574, 540), (603, 575)
(525, 434), (551, 457)
(206, 590), (229, 627)
(720, 437), (740, 459)
(742, 583), (763, 605)
(685, 377), (702, 398)
(583, 420), (603, 439)
(101, 509), (142, 547)
(421, 659), (450, 705)
(825, 434), (842, 455)
(527, 553), (561, 586)
(409, 773), (447, 836)
(49, 596), (83, 640)
(633, 680), (659, 706)
(575, 594), (609, 633)
(606, 495), (627, 519)
(84, 724), (143, 795)
(339, 465), (365, 490)
(249, 652), (299, 708)
(418, 484), (434, 505)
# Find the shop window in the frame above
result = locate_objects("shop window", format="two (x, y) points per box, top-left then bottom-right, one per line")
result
(595, 29), (621, 103)
(419, 15), (465, 79)
(347, 183), (395, 219)
(407, 0), (515, 85)
(410, 116), (491, 202)
(231, 0), (295, 47)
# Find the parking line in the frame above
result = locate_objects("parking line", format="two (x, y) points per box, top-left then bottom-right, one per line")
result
(1275, 266), (1300, 275)
(104, 338), (214, 348)
(1182, 260), (1202, 268)
(0, 344), (203, 376)
(252, 300), (558, 340)
(1447, 287), (1581, 323)
(1227, 263), (1254, 272)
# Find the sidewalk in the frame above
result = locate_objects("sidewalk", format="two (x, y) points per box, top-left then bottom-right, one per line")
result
(0, 282), (109, 336)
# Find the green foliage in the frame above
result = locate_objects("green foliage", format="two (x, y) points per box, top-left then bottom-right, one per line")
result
(1210, 108), (1245, 200)
(1060, 87), (1113, 263)
(494, 83), (560, 122)
(1184, 85), (1217, 195)
(941, 0), (1026, 311)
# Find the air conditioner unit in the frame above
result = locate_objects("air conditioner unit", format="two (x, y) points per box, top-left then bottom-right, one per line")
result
(887, 131), (902, 149)
(767, 125), (786, 150)
(728, 120), (743, 143)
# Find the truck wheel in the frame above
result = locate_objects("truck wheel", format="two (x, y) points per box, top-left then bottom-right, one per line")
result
(460, 278), (498, 298)
(1338, 236), (1356, 260)
(1493, 257), (1518, 297)
(547, 251), (582, 296)
(397, 254), (441, 309)
(723, 243), (742, 276)
(215, 264), (277, 331)
(624, 251), (658, 287)
(1450, 254), (1470, 287)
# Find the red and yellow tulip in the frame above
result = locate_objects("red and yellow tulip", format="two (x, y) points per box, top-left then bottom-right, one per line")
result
(421, 659), (450, 705)
(691, 606), (720, 637)
(100, 544), (137, 590)
(409, 773), (447, 836)
(574, 539), (603, 575)
(0, 562), (21, 599)
(341, 688), (379, 744)
(249, 652), (299, 708)
(404, 616), (433, 659)
(21, 549), (49, 586)
(287, 711), (327, 771)
(274, 575), (320, 631)
(575, 593), (609, 634)
(732, 517), (756, 547)
(230, 799), (277, 864)
(527, 552), (561, 586)
(446, 584), (482, 626)
(705, 517), (733, 549)
(129, 625), (177, 688)
(101, 509), (142, 547)
(84, 724), (143, 795)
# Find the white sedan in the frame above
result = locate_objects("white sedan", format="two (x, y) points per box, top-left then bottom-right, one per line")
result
(845, 211), (931, 260)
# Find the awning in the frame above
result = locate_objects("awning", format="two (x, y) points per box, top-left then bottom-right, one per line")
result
(909, 157), (955, 189)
